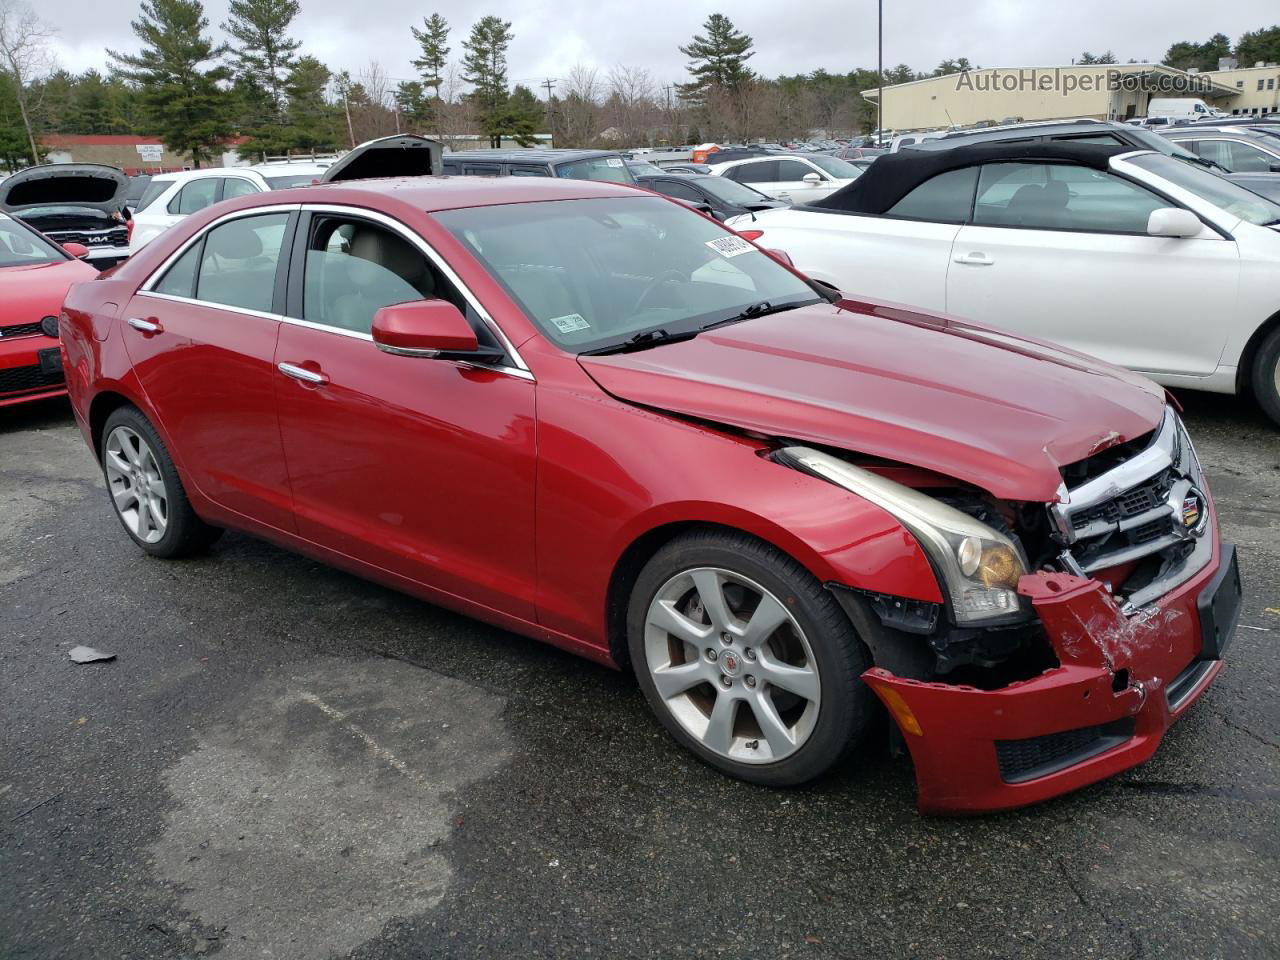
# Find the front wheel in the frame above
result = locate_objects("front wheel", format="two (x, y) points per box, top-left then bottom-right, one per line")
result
(627, 530), (875, 787)
(1252, 325), (1280, 428)
(101, 405), (222, 558)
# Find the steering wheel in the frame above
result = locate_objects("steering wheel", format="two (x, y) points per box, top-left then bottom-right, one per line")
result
(631, 270), (686, 315)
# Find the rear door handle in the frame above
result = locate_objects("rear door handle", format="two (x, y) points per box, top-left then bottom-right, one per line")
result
(278, 362), (329, 385)
(127, 317), (162, 333)
(954, 252), (994, 266)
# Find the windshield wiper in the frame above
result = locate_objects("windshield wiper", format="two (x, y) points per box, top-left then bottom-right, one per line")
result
(579, 328), (699, 356)
(701, 299), (816, 331)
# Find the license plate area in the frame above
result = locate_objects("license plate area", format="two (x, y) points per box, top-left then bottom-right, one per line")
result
(38, 347), (63, 375)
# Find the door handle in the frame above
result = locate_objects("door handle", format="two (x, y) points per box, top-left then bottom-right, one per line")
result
(127, 317), (162, 334)
(277, 362), (329, 385)
(954, 252), (994, 266)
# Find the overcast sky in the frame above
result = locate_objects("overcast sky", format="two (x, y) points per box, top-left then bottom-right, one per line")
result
(46, 1), (1279, 93)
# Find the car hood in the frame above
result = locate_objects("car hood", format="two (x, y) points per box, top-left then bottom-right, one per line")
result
(578, 299), (1166, 503)
(1, 258), (98, 321)
(1, 164), (128, 214)
(319, 134), (443, 182)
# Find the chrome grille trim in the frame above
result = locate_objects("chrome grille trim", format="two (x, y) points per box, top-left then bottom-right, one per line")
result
(1050, 408), (1212, 614)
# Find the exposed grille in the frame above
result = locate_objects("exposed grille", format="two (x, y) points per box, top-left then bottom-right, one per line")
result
(45, 228), (129, 248)
(0, 322), (44, 338)
(995, 718), (1136, 783)
(0, 362), (64, 394)
(1071, 469), (1174, 529)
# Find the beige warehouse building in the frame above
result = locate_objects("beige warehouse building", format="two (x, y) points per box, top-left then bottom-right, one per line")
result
(863, 63), (1246, 131)
(1201, 61), (1280, 115)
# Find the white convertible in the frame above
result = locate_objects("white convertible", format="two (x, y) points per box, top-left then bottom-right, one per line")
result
(727, 141), (1280, 425)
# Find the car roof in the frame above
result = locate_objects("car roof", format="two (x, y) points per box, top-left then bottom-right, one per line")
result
(235, 174), (645, 213)
(923, 120), (1117, 149)
(441, 149), (621, 164)
(816, 140), (1135, 214)
(712, 153), (816, 168)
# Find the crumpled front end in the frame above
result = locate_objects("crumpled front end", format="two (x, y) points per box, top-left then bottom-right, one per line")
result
(820, 407), (1242, 814)
(863, 540), (1239, 814)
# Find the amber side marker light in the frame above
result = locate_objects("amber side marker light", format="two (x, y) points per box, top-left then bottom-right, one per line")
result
(877, 685), (924, 737)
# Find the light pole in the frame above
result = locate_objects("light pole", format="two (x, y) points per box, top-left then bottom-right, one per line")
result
(877, 0), (883, 137)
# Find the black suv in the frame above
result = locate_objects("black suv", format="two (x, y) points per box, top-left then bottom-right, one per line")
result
(440, 149), (635, 184)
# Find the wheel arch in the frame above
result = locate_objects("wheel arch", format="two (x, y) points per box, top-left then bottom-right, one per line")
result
(88, 389), (138, 460)
(1234, 307), (1280, 398)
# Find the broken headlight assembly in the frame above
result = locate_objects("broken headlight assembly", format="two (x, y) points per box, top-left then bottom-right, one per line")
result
(777, 446), (1028, 625)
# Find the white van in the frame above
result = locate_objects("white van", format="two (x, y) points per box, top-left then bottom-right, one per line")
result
(1147, 98), (1224, 121)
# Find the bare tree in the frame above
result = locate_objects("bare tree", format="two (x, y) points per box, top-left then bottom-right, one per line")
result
(607, 64), (656, 145)
(434, 61), (475, 148)
(558, 63), (599, 146)
(0, 0), (52, 164)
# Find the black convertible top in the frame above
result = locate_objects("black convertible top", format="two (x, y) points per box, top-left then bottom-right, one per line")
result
(813, 141), (1136, 214)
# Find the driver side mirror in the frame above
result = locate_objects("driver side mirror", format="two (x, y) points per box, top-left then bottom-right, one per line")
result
(62, 242), (89, 259)
(802, 172), (823, 185)
(1146, 208), (1202, 238)
(371, 300), (503, 361)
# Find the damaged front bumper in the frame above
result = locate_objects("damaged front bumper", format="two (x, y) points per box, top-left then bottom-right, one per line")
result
(862, 541), (1241, 815)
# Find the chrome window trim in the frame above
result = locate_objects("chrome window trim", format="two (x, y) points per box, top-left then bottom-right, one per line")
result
(299, 203), (533, 379)
(139, 203), (302, 294)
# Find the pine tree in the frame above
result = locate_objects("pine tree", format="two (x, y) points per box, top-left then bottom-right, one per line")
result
(282, 56), (338, 151)
(497, 83), (542, 146)
(410, 13), (449, 97)
(677, 13), (754, 106)
(108, 0), (234, 167)
(394, 80), (431, 130)
(223, 0), (299, 120)
(1235, 26), (1280, 67)
(461, 15), (512, 147)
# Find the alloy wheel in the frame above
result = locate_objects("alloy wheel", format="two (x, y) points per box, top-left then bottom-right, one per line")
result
(104, 425), (168, 544)
(643, 567), (821, 764)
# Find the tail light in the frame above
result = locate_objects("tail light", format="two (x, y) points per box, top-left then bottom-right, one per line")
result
(126, 218), (134, 243)
(737, 229), (764, 242)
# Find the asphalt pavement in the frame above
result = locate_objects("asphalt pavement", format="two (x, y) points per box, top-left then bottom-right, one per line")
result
(1, 391), (1277, 960)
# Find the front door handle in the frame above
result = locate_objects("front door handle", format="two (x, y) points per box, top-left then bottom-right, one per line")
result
(954, 252), (994, 266)
(278, 362), (329, 385)
(127, 317), (162, 334)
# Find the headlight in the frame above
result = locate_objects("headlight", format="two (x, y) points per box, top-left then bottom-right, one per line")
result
(777, 446), (1028, 625)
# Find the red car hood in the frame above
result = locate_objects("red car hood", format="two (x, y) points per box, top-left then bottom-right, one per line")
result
(578, 299), (1166, 503)
(2, 258), (98, 323)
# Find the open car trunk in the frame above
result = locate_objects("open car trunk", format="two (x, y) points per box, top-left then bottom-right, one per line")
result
(1, 164), (128, 214)
(319, 135), (443, 183)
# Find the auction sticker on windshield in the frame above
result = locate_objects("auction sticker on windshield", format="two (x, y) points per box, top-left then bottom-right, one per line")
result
(706, 236), (756, 258)
(550, 313), (592, 333)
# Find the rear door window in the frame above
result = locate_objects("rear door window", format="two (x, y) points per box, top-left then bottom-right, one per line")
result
(462, 164), (502, 177)
(223, 178), (262, 199)
(650, 179), (703, 202)
(886, 167), (978, 222)
(193, 213), (290, 312)
(726, 160), (779, 184)
(509, 165), (551, 177)
(169, 178), (220, 215)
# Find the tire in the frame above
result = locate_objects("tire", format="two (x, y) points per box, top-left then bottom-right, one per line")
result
(1252, 325), (1280, 428)
(627, 529), (875, 787)
(100, 405), (222, 558)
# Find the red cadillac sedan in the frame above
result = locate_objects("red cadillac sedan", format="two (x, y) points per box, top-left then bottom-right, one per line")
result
(59, 176), (1240, 813)
(1, 212), (96, 406)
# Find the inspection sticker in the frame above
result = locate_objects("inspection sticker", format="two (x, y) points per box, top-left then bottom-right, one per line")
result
(705, 235), (756, 258)
(550, 313), (592, 333)
(606, 157), (625, 167)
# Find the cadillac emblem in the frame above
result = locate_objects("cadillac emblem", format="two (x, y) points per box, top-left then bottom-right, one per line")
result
(1180, 490), (1206, 536)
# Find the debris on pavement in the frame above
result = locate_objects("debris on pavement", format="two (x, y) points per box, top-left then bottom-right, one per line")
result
(68, 645), (116, 664)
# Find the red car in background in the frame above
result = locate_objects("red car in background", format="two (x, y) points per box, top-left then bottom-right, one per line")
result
(58, 177), (1240, 814)
(0, 212), (96, 407)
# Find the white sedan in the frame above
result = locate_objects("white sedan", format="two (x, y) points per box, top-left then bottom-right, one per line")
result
(710, 154), (861, 204)
(727, 145), (1280, 425)
(129, 161), (332, 254)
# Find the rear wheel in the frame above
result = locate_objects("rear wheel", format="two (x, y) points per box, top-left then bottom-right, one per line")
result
(101, 406), (221, 558)
(628, 530), (875, 786)
(1252, 325), (1280, 427)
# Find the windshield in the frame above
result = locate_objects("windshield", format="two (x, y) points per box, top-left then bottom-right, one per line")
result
(434, 196), (819, 353)
(555, 156), (636, 185)
(0, 218), (65, 267)
(1129, 153), (1280, 225)
(1123, 128), (1200, 162)
(697, 177), (774, 205)
(135, 179), (169, 212)
(264, 173), (322, 189)
(806, 156), (862, 180)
